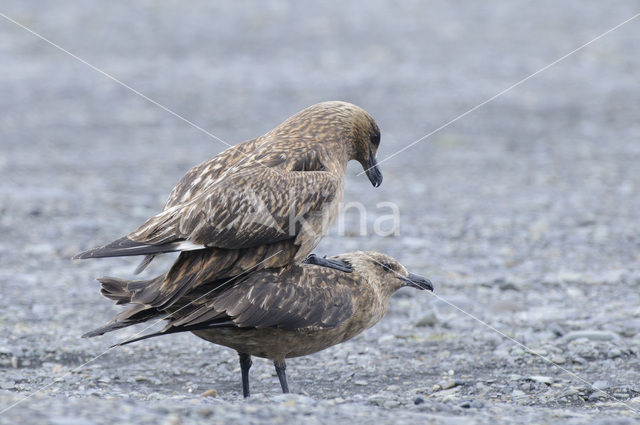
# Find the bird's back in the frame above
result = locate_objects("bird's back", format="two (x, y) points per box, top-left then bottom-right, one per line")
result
(183, 262), (386, 359)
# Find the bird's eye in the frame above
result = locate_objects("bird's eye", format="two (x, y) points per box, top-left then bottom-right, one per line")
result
(370, 129), (380, 148)
(370, 131), (380, 148)
(380, 262), (394, 272)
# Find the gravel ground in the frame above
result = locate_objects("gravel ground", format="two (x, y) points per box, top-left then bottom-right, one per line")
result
(2, 1), (640, 424)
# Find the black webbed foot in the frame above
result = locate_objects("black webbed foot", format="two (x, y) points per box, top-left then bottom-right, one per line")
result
(303, 254), (353, 273)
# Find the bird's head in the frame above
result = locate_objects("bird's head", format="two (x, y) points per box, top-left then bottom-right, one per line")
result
(343, 104), (383, 188)
(275, 101), (383, 187)
(334, 251), (433, 299)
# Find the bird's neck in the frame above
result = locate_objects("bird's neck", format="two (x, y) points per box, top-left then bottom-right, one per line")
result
(320, 139), (351, 173)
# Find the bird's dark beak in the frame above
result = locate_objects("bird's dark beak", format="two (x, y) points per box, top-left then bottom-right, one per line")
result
(401, 272), (434, 291)
(365, 148), (383, 187)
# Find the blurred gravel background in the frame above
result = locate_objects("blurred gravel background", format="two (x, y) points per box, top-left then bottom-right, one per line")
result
(1, 1), (640, 424)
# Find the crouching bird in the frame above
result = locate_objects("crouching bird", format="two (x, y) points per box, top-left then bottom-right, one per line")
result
(83, 251), (433, 397)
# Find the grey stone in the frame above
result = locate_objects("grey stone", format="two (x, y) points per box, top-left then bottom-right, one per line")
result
(415, 311), (438, 327)
(527, 376), (553, 385)
(459, 400), (484, 409)
(588, 391), (610, 402)
(562, 330), (620, 342)
(592, 380), (609, 391)
(439, 380), (462, 390)
(549, 355), (566, 364)
(590, 418), (636, 425)
(366, 393), (387, 407)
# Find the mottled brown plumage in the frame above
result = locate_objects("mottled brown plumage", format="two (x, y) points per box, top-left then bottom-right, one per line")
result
(75, 101), (383, 306)
(83, 251), (433, 397)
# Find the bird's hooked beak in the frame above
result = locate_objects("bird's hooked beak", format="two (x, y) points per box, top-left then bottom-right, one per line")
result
(401, 272), (434, 291)
(365, 148), (383, 187)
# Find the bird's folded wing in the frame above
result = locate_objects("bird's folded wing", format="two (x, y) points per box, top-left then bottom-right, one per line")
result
(92, 264), (360, 346)
(169, 264), (358, 331)
(162, 139), (260, 210)
(126, 140), (261, 271)
(75, 168), (339, 260)
(128, 168), (339, 249)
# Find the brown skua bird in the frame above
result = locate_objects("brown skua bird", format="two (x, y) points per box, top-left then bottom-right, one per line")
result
(83, 251), (433, 397)
(74, 101), (383, 309)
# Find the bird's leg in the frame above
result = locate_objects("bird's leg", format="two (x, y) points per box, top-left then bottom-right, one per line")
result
(274, 360), (289, 393)
(303, 254), (352, 273)
(239, 352), (252, 398)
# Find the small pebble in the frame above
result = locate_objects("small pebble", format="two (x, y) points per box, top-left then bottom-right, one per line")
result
(592, 380), (609, 390)
(377, 335), (395, 344)
(562, 330), (619, 342)
(196, 408), (213, 418)
(608, 347), (622, 358)
(383, 400), (400, 409)
(527, 376), (553, 385)
(415, 311), (438, 327)
(459, 400), (483, 409)
(511, 389), (526, 399)
(588, 391), (609, 401)
(439, 380), (462, 390)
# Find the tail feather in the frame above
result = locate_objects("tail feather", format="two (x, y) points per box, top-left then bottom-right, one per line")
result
(97, 275), (165, 305)
(84, 275), (168, 338)
(114, 320), (236, 346)
(73, 236), (203, 259)
(82, 304), (162, 338)
(134, 255), (156, 274)
(98, 276), (134, 304)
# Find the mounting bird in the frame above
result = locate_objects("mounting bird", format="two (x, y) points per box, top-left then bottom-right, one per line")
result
(83, 251), (433, 397)
(74, 101), (383, 308)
